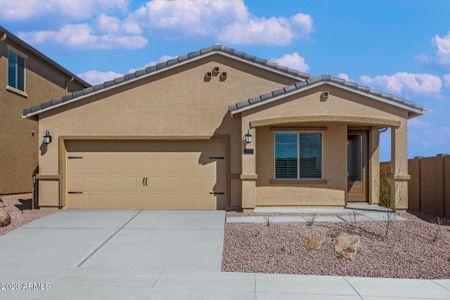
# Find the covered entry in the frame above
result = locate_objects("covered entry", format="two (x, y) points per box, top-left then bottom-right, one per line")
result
(64, 140), (227, 210)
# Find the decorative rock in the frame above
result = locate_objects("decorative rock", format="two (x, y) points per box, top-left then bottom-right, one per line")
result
(0, 209), (11, 227)
(305, 235), (326, 251)
(335, 234), (361, 260)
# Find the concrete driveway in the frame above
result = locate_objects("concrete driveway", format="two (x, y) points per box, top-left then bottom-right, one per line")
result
(1, 210), (449, 300)
(0, 210), (226, 299)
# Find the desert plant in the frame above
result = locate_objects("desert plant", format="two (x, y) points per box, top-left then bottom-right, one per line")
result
(378, 163), (394, 209)
(431, 216), (445, 243)
(350, 210), (358, 223)
(305, 213), (317, 226)
(328, 226), (342, 237)
(447, 255), (450, 263)
(263, 216), (273, 227)
(383, 210), (397, 239)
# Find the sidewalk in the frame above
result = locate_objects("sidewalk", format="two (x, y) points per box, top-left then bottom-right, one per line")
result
(29, 270), (450, 299)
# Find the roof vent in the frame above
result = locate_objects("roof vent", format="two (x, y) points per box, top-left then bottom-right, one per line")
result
(220, 72), (227, 81)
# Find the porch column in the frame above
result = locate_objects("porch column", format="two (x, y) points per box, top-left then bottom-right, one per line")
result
(241, 124), (257, 211)
(369, 127), (380, 204)
(390, 120), (410, 210)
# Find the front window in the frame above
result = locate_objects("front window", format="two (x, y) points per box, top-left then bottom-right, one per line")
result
(8, 49), (26, 92)
(275, 132), (322, 179)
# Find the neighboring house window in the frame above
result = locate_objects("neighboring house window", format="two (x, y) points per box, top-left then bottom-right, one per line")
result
(8, 49), (26, 92)
(275, 132), (322, 179)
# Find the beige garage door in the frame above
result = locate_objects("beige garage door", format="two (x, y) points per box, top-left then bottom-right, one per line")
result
(65, 140), (226, 210)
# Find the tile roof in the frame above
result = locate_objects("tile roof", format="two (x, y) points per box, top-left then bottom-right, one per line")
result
(23, 45), (311, 117)
(228, 75), (425, 115)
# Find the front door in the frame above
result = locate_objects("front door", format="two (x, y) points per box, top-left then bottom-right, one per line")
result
(347, 131), (368, 202)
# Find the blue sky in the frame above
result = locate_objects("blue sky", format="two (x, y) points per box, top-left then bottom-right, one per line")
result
(1, 0), (449, 161)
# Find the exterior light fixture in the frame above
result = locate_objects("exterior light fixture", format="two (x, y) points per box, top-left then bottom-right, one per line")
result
(244, 130), (252, 144)
(43, 130), (52, 145)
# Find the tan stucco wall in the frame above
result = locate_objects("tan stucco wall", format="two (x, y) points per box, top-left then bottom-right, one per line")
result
(0, 39), (85, 194)
(37, 54), (296, 207)
(241, 84), (409, 207)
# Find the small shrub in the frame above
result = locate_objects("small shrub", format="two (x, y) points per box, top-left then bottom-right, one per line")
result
(431, 217), (445, 243)
(447, 256), (450, 263)
(350, 210), (358, 223)
(305, 213), (317, 226)
(379, 163), (394, 209)
(384, 211), (397, 240)
(263, 216), (273, 227)
(328, 226), (342, 237)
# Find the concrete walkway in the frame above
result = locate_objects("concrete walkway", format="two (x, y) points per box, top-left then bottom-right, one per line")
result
(0, 210), (448, 299)
(227, 207), (406, 224)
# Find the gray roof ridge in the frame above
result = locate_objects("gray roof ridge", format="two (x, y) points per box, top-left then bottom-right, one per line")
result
(228, 74), (425, 114)
(23, 44), (313, 117)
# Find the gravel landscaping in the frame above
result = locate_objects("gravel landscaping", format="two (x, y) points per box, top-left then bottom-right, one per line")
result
(0, 193), (56, 236)
(222, 212), (450, 279)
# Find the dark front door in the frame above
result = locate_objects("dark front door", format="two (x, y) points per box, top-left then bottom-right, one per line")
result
(347, 131), (368, 202)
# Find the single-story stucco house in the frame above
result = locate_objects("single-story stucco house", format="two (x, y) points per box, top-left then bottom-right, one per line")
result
(23, 45), (424, 211)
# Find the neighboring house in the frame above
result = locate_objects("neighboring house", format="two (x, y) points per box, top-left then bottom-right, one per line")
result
(23, 45), (424, 210)
(0, 26), (90, 195)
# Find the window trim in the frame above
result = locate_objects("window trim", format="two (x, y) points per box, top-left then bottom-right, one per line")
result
(6, 45), (27, 95)
(273, 131), (324, 181)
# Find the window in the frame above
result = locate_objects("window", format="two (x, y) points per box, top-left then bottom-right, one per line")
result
(8, 49), (26, 92)
(275, 132), (322, 179)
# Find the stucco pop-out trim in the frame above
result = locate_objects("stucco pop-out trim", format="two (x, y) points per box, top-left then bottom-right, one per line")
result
(229, 76), (425, 117)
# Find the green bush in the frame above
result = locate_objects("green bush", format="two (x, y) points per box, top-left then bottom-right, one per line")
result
(328, 226), (342, 237)
(380, 163), (394, 209)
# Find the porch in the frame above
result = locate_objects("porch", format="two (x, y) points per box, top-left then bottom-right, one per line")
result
(239, 118), (409, 211)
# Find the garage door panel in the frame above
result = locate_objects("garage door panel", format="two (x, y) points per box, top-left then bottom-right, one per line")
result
(118, 193), (136, 209)
(65, 140), (226, 210)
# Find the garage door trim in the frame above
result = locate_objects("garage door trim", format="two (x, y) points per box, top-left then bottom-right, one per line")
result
(59, 135), (230, 209)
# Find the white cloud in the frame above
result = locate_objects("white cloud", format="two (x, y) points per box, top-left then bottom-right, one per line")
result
(132, 0), (248, 37)
(433, 31), (450, 66)
(337, 73), (349, 81)
(79, 54), (175, 84)
(19, 22), (148, 50)
(14, 0), (313, 49)
(131, 0), (313, 46)
(409, 118), (431, 128)
(271, 52), (309, 72)
(359, 72), (442, 95)
(0, 0), (129, 21)
(78, 70), (123, 85)
(443, 74), (450, 86)
(218, 13), (312, 46)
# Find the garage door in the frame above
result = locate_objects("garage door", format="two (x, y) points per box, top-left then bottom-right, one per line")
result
(65, 140), (226, 210)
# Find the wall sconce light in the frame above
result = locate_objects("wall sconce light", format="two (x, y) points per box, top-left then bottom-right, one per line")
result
(244, 130), (252, 144)
(43, 130), (52, 145)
